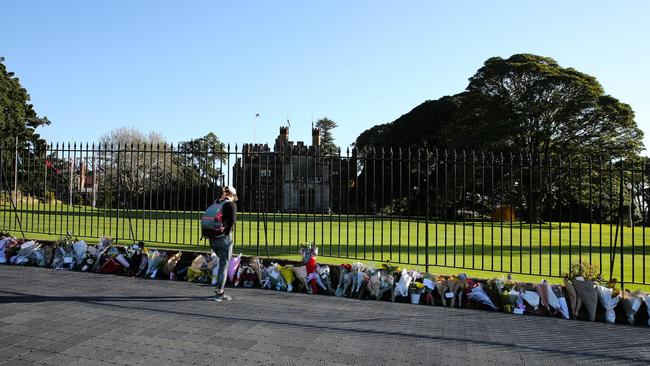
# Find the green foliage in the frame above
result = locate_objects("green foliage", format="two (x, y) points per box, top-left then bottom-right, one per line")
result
(563, 261), (604, 282)
(178, 132), (227, 182)
(0, 57), (50, 148)
(465, 54), (643, 160)
(354, 53), (644, 161)
(315, 117), (339, 155)
(562, 261), (618, 291)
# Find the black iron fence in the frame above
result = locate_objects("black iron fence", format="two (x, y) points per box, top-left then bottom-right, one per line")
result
(1, 143), (648, 286)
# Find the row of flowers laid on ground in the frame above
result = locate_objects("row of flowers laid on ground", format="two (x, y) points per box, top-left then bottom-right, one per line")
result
(1, 232), (649, 326)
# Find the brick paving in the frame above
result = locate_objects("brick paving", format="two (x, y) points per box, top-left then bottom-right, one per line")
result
(0, 265), (649, 365)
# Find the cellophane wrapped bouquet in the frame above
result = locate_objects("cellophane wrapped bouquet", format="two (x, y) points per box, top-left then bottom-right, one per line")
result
(335, 264), (352, 297)
(146, 250), (167, 279)
(267, 263), (288, 291)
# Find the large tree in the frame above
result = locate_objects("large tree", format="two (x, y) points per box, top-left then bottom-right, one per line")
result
(465, 54), (643, 160)
(315, 117), (339, 154)
(0, 57), (50, 149)
(177, 132), (227, 183)
(353, 54), (645, 221)
(355, 54), (644, 160)
(98, 127), (170, 207)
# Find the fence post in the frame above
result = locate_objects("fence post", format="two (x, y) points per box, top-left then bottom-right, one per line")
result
(14, 135), (18, 207)
(116, 143), (121, 243)
(425, 148), (430, 273)
(619, 160), (625, 290)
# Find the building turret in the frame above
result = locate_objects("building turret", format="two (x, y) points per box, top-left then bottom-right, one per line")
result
(312, 127), (320, 149)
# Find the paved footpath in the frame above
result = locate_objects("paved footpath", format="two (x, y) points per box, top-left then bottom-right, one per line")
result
(0, 266), (649, 366)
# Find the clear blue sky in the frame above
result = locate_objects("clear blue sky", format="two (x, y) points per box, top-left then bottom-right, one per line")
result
(2, 1), (649, 150)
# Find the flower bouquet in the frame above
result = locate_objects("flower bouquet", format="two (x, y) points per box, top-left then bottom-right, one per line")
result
(146, 250), (167, 279)
(436, 276), (450, 306)
(172, 252), (196, 281)
(501, 289), (520, 314)
(394, 268), (413, 300)
(79, 245), (98, 272)
(520, 289), (541, 313)
(249, 257), (270, 289)
(163, 252), (182, 280)
(563, 277), (580, 319)
(467, 282), (497, 310)
(29, 242), (46, 267)
(52, 246), (75, 270)
(14, 240), (39, 265)
(571, 277), (598, 321)
(563, 262), (603, 321)
(445, 276), (465, 307)
(91, 237), (114, 272)
(378, 269), (396, 302)
(280, 265), (296, 292)
(350, 262), (367, 298)
(187, 255), (210, 283)
(421, 273), (436, 305)
(408, 281), (425, 304)
(128, 242), (147, 276)
(621, 290), (643, 325)
(51, 234), (77, 270)
(641, 293), (650, 326)
(267, 263), (288, 291)
(292, 265), (309, 292)
(0, 237), (7, 264)
(335, 264), (352, 297)
(239, 265), (258, 288)
(537, 281), (570, 319)
(597, 284), (620, 324)
(2, 237), (21, 264)
(317, 265), (334, 295)
(364, 268), (381, 299)
(71, 240), (88, 268)
(114, 242), (145, 276)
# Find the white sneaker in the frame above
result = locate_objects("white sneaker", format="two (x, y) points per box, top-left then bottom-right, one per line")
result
(214, 293), (232, 302)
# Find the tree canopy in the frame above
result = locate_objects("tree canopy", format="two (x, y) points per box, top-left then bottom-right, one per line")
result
(315, 117), (339, 154)
(355, 54), (644, 161)
(0, 57), (50, 149)
(178, 132), (227, 183)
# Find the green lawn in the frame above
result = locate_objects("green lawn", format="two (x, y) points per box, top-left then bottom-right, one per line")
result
(2, 201), (649, 290)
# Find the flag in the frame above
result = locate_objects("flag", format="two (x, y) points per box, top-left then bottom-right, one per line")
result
(287, 118), (291, 127)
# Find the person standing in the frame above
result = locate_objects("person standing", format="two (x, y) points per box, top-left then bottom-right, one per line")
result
(208, 185), (238, 301)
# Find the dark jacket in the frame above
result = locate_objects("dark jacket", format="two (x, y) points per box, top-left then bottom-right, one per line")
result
(217, 199), (237, 236)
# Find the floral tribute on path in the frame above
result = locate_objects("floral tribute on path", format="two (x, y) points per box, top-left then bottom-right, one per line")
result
(1, 232), (649, 327)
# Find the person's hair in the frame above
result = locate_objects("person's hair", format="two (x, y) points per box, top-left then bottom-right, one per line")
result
(215, 186), (225, 198)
